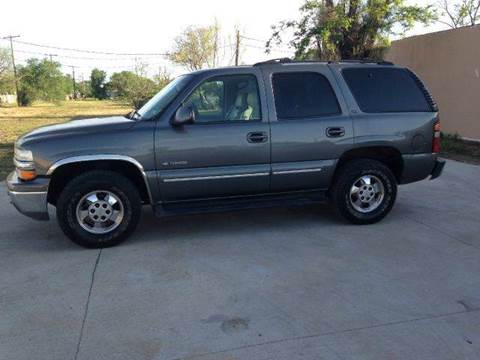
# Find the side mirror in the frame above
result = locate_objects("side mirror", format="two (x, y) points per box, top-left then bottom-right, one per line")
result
(171, 105), (195, 126)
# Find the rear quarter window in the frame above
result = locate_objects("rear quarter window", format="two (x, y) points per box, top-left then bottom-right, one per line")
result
(342, 67), (433, 113)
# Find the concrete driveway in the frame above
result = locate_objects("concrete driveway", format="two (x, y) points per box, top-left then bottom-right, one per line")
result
(1, 159), (480, 360)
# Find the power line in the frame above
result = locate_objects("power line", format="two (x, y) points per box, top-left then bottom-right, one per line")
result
(45, 53), (58, 62)
(240, 35), (268, 43)
(219, 43), (236, 49)
(14, 54), (171, 70)
(243, 42), (293, 54)
(4, 35), (293, 76)
(14, 58), (135, 70)
(4, 38), (169, 56)
(11, 43), (235, 63)
(241, 34), (293, 51)
(3, 36), (290, 64)
(12, 49), (168, 61)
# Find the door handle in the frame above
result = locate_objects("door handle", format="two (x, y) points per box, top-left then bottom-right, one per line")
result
(326, 127), (345, 138)
(247, 131), (268, 143)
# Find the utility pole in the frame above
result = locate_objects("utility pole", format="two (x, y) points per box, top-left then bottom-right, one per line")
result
(234, 29), (240, 66)
(2, 35), (20, 106)
(70, 66), (77, 100)
(45, 53), (58, 62)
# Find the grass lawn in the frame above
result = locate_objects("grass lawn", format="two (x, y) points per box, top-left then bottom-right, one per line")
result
(440, 133), (480, 165)
(0, 100), (131, 178)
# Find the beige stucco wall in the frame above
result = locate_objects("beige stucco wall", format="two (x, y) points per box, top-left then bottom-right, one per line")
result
(386, 26), (480, 140)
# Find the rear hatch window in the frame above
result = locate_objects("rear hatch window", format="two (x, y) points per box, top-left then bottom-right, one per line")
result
(342, 67), (437, 113)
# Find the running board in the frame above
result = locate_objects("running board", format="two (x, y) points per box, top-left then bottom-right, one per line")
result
(153, 190), (327, 217)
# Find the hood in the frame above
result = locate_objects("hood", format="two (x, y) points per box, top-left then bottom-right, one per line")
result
(17, 116), (135, 146)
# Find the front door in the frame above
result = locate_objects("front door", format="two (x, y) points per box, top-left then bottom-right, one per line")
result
(155, 72), (270, 201)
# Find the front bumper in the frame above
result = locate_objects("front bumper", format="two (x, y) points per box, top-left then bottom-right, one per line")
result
(6, 171), (50, 221)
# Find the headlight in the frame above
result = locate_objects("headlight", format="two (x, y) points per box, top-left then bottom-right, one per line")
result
(14, 145), (36, 180)
(14, 146), (33, 162)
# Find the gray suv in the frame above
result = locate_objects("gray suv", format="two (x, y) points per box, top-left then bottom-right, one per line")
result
(7, 58), (445, 248)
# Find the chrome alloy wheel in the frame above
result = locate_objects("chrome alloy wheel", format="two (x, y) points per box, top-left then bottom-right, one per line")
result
(76, 190), (124, 234)
(349, 175), (385, 213)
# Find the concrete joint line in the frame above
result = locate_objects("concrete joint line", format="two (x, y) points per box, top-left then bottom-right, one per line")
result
(404, 215), (480, 251)
(74, 249), (102, 360)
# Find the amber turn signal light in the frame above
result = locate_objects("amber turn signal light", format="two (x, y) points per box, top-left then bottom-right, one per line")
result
(17, 169), (37, 181)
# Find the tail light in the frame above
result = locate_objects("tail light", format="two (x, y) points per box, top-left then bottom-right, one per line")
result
(432, 120), (441, 153)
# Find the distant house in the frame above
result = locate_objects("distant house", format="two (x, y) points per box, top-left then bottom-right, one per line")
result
(386, 25), (480, 142)
(0, 94), (17, 105)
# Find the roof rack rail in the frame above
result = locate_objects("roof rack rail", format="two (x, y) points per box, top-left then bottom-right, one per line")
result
(253, 58), (293, 66)
(336, 59), (394, 65)
(253, 58), (394, 66)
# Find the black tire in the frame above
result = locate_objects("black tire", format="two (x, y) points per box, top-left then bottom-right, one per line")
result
(330, 159), (397, 225)
(56, 170), (141, 248)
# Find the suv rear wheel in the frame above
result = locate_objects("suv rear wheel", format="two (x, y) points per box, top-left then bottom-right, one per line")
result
(330, 159), (397, 224)
(56, 170), (141, 248)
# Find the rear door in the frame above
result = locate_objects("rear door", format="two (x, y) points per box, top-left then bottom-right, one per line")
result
(155, 70), (271, 201)
(261, 65), (353, 192)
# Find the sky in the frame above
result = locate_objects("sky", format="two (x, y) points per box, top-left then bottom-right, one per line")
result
(0, 0), (452, 79)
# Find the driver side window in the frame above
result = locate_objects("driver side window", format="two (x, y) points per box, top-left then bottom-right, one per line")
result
(186, 80), (224, 123)
(184, 74), (261, 124)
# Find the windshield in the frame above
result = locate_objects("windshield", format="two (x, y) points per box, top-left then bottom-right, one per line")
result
(137, 74), (192, 119)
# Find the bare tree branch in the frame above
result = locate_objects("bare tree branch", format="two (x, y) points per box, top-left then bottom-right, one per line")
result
(470, 0), (480, 25)
(437, 0), (480, 28)
(440, 0), (460, 28)
(436, 19), (458, 28)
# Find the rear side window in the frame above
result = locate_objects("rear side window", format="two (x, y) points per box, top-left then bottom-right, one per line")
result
(272, 72), (341, 119)
(342, 67), (432, 113)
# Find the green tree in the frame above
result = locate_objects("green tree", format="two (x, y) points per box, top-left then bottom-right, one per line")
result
(268, 0), (436, 60)
(106, 71), (159, 109)
(153, 67), (172, 89)
(17, 59), (72, 106)
(169, 23), (220, 70)
(0, 47), (14, 94)
(76, 80), (92, 98)
(437, 0), (480, 28)
(90, 68), (107, 99)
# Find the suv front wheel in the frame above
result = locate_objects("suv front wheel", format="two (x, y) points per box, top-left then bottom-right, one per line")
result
(331, 159), (397, 224)
(56, 170), (141, 248)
